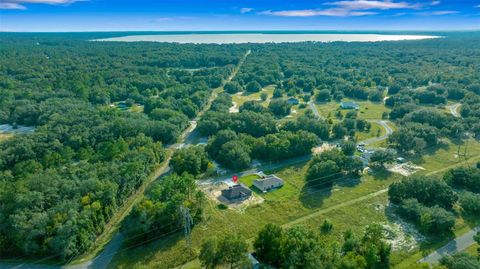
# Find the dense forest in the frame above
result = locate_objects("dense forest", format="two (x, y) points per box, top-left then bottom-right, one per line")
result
(1, 32), (480, 263)
(0, 34), (244, 260)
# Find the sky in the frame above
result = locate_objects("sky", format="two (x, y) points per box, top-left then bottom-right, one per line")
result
(0, 0), (479, 32)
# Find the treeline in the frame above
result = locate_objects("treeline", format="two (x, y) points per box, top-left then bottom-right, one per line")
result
(388, 164), (480, 236)
(200, 223), (392, 269)
(306, 148), (364, 187)
(122, 173), (205, 242)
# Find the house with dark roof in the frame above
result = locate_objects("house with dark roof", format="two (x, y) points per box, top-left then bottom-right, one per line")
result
(340, 101), (360, 110)
(221, 184), (252, 202)
(287, 97), (299, 105)
(253, 175), (284, 192)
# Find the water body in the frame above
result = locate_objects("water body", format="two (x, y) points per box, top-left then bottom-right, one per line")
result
(95, 33), (441, 44)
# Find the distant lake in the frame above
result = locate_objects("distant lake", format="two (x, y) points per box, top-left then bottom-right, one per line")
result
(95, 33), (441, 44)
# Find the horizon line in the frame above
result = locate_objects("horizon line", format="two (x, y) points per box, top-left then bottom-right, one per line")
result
(1, 29), (480, 33)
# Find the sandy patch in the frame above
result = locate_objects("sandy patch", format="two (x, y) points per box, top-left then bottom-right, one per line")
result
(312, 143), (335, 155)
(382, 204), (426, 252)
(229, 101), (239, 113)
(387, 162), (425, 176)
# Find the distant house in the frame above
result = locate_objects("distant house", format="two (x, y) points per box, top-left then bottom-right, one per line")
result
(340, 101), (360, 110)
(253, 175), (284, 192)
(287, 97), (299, 105)
(221, 184), (252, 202)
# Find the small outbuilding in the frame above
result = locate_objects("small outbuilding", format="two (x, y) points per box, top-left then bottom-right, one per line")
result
(253, 175), (284, 192)
(221, 184), (252, 202)
(340, 101), (360, 110)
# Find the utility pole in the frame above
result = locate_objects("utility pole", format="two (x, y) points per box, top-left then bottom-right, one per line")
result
(180, 206), (193, 249)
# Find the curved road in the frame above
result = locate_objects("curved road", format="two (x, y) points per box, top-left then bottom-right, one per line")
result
(362, 120), (394, 146)
(419, 226), (480, 264)
(447, 103), (461, 117)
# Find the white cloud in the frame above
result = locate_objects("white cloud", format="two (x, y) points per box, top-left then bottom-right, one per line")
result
(325, 0), (420, 10)
(418, 10), (459, 15)
(475, 4), (480, 8)
(0, 2), (26, 9)
(240, 7), (254, 14)
(429, 10), (459, 15)
(153, 16), (192, 23)
(430, 1), (441, 6)
(260, 8), (376, 17)
(153, 17), (173, 22)
(6, 0), (84, 4)
(0, 0), (86, 9)
(259, 0), (425, 17)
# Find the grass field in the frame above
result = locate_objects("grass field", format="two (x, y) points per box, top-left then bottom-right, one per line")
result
(355, 122), (386, 142)
(108, 138), (480, 269)
(231, 85), (275, 107)
(0, 133), (12, 142)
(231, 85), (309, 121)
(316, 99), (390, 120)
(463, 243), (479, 256)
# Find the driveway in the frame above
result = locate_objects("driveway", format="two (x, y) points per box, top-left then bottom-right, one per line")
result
(308, 101), (323, 120)
(419, 226), (480, 264)
(446, 103), (461, 117)
(361, 120), (393, 146)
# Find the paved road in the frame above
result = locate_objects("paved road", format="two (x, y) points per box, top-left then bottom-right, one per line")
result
(419, 226), (480, 264)
(362, 120), (393, 146)
(0, 50), (252, 269)
(447, 103), (461, 117)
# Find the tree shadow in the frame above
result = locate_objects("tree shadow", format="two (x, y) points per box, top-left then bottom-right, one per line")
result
(370, 168), (393, 180)
(299, 184), (332, 209)
(336, 176), (362, 188)
(241, 91), (259, 97)
(407, 142), (451, 166)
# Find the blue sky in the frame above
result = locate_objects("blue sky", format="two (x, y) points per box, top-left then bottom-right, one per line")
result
(0, 0), (479, 32)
